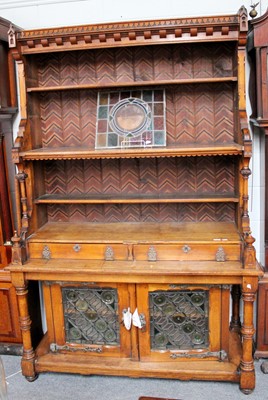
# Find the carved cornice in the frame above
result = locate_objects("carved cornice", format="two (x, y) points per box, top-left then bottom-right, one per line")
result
(14, 11), (246, 55)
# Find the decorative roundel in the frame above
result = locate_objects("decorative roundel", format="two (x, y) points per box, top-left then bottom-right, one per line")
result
(109, 97), (151, 137)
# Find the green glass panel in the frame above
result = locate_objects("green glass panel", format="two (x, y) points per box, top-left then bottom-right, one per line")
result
(108, 133), (119, 147)
(143, 90), (152, 102)
(154, 131), (165, 145)
(98, 106), (108, 119)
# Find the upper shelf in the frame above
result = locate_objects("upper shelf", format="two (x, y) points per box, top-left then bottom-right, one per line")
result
(26, 77), (238, 93)
(18, 143), (243, 160)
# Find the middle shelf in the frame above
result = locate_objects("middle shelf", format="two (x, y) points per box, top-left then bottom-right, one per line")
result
(18, 143), (243, 160)
(35, 193), (239, 204)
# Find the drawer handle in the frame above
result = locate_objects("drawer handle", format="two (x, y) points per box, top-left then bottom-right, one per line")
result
(216, 246), (226, 262)
(73, 244), (81, 252)
(105, 246), (114, 261)
(148, 245), (157, 261)
(182, 244), (191, 253)
(42, 245), (51, 260)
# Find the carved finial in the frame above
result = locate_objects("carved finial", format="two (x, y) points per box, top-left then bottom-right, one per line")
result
(239, 6), (248, 31)
(244, 232), (256, 269)
(7, 24), (16, 48)
(249, 3), (259, 19)
(11, 230), (23, 265)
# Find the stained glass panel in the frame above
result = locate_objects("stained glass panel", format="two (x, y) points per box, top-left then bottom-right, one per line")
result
(95, 89), (166, 149)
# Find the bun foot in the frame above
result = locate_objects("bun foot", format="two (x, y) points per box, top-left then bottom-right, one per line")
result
(25, 374), (38, 382)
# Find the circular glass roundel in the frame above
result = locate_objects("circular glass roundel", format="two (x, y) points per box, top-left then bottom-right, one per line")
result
(101, 290), (115, 305)
(109, 98), (151, 137)
(153, 294), (166, 306)
(155, 332), (168, 347)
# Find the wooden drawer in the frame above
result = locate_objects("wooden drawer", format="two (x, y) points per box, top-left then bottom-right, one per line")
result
(28, 242), (129, 260)
(133, 243), (241, 261)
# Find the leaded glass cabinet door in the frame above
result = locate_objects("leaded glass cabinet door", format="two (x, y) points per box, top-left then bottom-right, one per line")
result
(136, 284), (226, 362)
(45, 282), (131, 357)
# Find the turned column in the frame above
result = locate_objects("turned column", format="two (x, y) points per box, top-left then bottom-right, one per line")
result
(239, 277), (258, 394)
(230, 285), (241, 332)
(11, 272), (37, 381)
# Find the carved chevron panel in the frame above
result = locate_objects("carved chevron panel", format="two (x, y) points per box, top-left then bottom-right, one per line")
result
(77, 51), (96, 84)
(120, 159), (140, 193)
(213, 43), (234, 77)
(173, 45), (193, 80)
(157, 158), (177, 193)
(37, 53), (60, 86)
(176, 158), (197, 194)
(101, 159), (121, 194)
(134, 47), (154, 82)
(40, 92), (63, 147)
(214, 84), (235, 142)
(47, 203), (236, 223)
(95, 49), (115, 85)
(33, 43), (235, 88)
(39, 90), (96, 147)
(154, 46), (173, 81)
(79, 90), (97, 147)
(61, 91), (81, 146)
(166, 83), (235, 145)
(45, 161), (66, 194)
(115, 48), (134, 83)
(139, 159), (158, 194)
(84, 160), (102, 194)
(60, 52), (79, 86)
(44, 157), (236, 197)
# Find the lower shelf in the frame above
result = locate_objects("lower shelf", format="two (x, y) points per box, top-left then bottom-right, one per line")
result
(34, 352), (240, 383)
(31, 331), (242, 384)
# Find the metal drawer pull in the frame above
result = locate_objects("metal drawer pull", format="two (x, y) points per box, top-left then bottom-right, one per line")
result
(73, 244), (81, 252)
(105, 246), (114, 261)
(215, 246), (226, 262)
(182, 244), (191, 253)
(148, 245), (157, 261)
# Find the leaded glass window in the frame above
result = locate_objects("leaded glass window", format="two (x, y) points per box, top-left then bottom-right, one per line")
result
(62, 287), (119, 345)
(150, 290), (209, 350)
(95, 89), (166, 149)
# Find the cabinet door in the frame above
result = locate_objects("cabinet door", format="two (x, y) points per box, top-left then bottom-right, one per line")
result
(136, 284), (223, 362)
(46, 282), (131, 358)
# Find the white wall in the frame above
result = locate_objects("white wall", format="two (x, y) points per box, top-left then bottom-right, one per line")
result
(0, 0), (267, 30)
